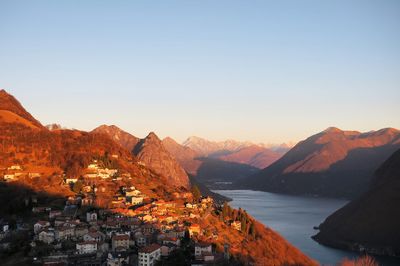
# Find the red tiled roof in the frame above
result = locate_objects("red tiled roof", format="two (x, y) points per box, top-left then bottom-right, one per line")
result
(196, 241), (212, 248)
(88, 231), (102, 237)
(36, 220), (49, 226)
(112, 234), (129, 241)
(139, 243), (161, 253)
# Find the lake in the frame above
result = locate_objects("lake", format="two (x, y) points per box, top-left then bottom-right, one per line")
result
(214, 190), (400, 266)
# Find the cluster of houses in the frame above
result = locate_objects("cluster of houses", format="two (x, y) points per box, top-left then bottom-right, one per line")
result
(0, 161), (231, 265)
(1, 183), (225, 265)
(0, 165), (41, 182)
(83, 160), (119, 180)
(64, 160), (133, 186)
(25, 193), (225, 266)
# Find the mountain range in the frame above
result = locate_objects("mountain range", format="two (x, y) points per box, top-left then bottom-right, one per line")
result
(0, 89), (317, 265)
(216, 145), (282, 169)
(2, 88), (399, 262)
(313, 148), (400, 256)
(162, 137), (260, 188)
(92, 126), (260, 190)
(239, 127), (400, 199)
(92, 125), (190, 188)
(0, 90), (182, 198)
(182, 136), (255, 156)
(182, 136), (288, 169)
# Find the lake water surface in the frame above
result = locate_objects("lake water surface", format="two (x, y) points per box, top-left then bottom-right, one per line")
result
(214, 190), (400, 266)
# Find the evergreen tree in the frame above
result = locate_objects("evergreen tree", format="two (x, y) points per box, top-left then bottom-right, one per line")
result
(241, 216), (247, 232)
(191, 185), (201, 202)
(249, 222), (256, 238)
(222, 202), (230, 219)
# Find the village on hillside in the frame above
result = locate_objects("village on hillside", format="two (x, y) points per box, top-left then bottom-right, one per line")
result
(0, 159), (253, 266)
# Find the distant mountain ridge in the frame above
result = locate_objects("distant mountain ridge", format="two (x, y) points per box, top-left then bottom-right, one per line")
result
(240, 127), (400, 199)
(92, 125), (140, 151)
(182, 135), (290, 155)
(217, 145), (282, 169)
(162, 137), (260, 188)
(182, 136), (287, 169)
(313, 148), (400, 256)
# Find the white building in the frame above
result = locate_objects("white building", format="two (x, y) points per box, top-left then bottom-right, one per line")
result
(76, 241), (97, 254)
(138, 244), (161, 266)
(84, 173), (98, 179)
(98, 171), (111, 179)
(83, 231), (104, 242)
(125, 189), (141, 197)
(65, 178), (78, 184)
(112, 234), (130, 251)
(4, 174), (15, 181)
(38, 229), (55, 244)
(86, 211), (98, 222)
(34, 221), (50, 234)
(195, 242), (212, 256)
(87, 163), (98, 170)
(131, 197), (143, 205)
(8, 165), (21, 170)
(55, 226), (75, 240)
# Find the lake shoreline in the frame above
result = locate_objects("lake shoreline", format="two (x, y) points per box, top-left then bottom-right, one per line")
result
(213, 189), (400, 266)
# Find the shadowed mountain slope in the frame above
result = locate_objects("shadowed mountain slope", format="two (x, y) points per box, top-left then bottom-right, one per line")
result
(195, 158), (259, 189)
(240, 127), (400, 199)
(313, 148), (400, 256)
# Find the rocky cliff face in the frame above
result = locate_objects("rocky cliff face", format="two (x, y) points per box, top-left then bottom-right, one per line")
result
(133, 132), (190, 188)
(92, 126), (190, 189)
(162, 137), (202, 175)
(313, 148), (400, 257)
(241, 127), (400, 199)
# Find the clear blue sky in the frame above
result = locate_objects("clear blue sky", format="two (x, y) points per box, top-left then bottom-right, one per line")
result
(1, 0), (399, 144)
